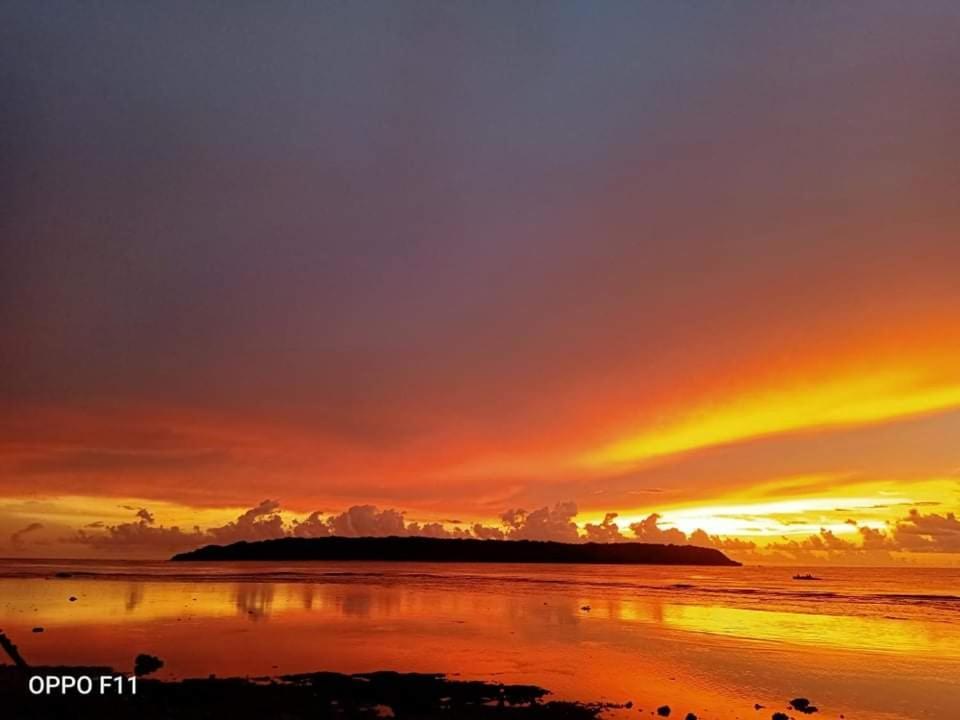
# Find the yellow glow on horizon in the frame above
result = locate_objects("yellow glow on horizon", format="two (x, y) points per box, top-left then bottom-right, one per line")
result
(653, 496), (906, 537)
(584, 368), (960, 468)
(0, 495), (251, 533)
(590, 474), (956, 542)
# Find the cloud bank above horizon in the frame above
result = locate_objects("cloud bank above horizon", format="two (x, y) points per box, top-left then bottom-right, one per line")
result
(1, 499), (952, 567)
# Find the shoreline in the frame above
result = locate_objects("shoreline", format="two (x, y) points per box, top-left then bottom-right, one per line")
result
(1, 663), (612, 719)
(0, 631), (805, 719)
(0, 662), (818, 720)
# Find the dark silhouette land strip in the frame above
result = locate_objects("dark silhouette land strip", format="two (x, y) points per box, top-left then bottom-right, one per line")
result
(171, 536), (741, 565)
(0, 665), (609, 719)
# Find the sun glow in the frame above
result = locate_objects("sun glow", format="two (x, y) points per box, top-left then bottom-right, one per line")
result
(651, 496), (906, 538)
(602, 475), (955, 541)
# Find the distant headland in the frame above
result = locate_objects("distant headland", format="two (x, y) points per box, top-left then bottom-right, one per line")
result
(171, 536), (741, 565)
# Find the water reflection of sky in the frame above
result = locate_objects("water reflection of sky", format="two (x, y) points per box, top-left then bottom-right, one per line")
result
(4, 578), (960, 655)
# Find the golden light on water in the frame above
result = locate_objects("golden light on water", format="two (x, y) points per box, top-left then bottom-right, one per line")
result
(7, 571), (960, 675)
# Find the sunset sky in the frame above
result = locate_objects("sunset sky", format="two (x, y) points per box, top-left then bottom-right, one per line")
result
(2, 2), (959, 562)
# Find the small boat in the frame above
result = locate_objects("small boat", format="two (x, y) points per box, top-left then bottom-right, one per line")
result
(792, 573), (820, 581)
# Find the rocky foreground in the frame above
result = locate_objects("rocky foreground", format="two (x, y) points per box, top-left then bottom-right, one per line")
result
(0, 632), (819, 720)
(1, 664), (607, 719)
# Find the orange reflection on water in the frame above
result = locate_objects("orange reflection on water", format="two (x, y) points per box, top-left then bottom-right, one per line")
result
(5, 575), (960, 659)
(2, 567), (959, 720)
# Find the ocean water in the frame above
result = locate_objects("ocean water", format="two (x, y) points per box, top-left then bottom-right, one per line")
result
(1, 559), (958, 718)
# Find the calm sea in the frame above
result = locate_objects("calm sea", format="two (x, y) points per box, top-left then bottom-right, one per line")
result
(1, 560), (958, 718)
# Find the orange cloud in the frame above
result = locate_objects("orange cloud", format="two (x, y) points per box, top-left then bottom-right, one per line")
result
(585, 362), (960, 470)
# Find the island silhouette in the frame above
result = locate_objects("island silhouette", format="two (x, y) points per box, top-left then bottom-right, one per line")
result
(171, 536), (741, 565)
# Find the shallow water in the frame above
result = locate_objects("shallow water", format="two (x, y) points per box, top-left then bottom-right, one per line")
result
(1, 560), (958, 718)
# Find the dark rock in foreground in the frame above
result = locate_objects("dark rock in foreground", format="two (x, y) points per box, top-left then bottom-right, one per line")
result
(134, 654), (164, 676)
(0, 665), (609, 719)
(171, 536), (741, 566)
(789, 697), (818, 714)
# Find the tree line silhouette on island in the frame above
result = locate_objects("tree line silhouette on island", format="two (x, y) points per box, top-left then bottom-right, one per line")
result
(172, 536), (741, 565)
